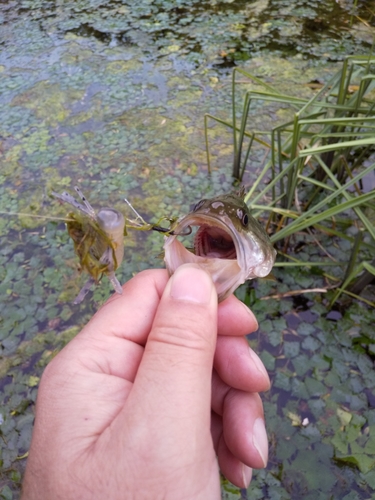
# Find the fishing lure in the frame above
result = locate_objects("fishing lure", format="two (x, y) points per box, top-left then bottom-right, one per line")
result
(52, 187), (126, 304)
(52, 187), (181, 303)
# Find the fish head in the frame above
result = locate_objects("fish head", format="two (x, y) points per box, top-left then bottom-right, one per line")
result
(164, 191), (277, 301)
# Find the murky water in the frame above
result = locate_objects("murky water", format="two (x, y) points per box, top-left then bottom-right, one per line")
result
(1, 1), (375, 498)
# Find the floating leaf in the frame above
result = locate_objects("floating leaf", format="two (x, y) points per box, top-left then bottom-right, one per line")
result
(259, 350), (275, 371)
(26, 376), (39, 388)
(301, 336), (321, 352)
(286, 411), (301, 427)
(273, 371), (291, 391)
(0, 485), (13, 500)
(284, 341), (300, 358)
(292, 354), (313, 376)
(304, 377), (327, 397)
(267, 328), (283, 347)
(337, 407), (352, 427)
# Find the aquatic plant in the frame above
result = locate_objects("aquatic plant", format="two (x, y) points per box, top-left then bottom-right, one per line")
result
(205, 55), (375, 306)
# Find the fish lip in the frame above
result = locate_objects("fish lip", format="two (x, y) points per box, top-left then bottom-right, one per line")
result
(164, 213), (250, 302)
(172, 212), (238, 233)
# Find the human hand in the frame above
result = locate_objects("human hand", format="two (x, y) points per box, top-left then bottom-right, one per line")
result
(22, 265), (270, 500)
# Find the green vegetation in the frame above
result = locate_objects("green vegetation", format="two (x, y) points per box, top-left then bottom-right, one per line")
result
(206, 56), (375, 307)
(1, 0), (375, 499)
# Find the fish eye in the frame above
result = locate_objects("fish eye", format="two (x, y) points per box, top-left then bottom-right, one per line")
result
(237, 208), (248, 226)
(193, 199), (206, 212)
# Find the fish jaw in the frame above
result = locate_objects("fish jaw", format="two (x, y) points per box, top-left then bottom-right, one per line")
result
(164, 213), (276, 302)
(164, 237), (244, 301)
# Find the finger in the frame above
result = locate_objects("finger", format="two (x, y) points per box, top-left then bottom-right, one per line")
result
(111, 265), (220, 474)
(129, 264), (218, 416)
(224, 391), (267, 469)
(82, 268), (169, 344)
(211, 412), (252, 489)
(68, 271), (257, 382)
(212, 371), (268, 470)
(53, 269), (169, 382)
(217, 295), (258, 336)
(214, 336), (270, 392)
(28, 272), (170, 460)
(83, 272), (257, 346)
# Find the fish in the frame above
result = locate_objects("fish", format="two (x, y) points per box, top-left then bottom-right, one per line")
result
(163, 189), (277, 301)
(52, 187), (126, 304)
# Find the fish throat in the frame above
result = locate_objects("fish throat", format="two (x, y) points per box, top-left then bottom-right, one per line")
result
(194, 225), (237, 259)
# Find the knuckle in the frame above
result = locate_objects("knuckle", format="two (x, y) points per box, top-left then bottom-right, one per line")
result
(152, 310), (215, 352)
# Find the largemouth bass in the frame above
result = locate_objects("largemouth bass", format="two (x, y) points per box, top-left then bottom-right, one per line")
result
(164, 190), (276, 301)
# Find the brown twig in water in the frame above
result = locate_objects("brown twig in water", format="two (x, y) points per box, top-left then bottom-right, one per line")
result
(260, 287), (329, 300)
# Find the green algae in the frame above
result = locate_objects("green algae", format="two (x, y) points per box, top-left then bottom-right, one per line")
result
(11, 82), (83, 126)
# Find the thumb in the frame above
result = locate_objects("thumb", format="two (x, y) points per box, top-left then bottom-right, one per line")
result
(129, 263), (218, 429)
(111, 264), (220, 495)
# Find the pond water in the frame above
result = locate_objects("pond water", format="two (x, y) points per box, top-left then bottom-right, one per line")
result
(1, 1), (375, 499)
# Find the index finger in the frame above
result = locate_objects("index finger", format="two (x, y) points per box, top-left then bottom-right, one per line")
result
(81, 270), (258, 346)
(82, 269), (169, 345)
(217, 294), (258, 337)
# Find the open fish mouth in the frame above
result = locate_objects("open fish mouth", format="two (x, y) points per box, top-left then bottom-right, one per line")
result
(164, 213), (254, 301)
(195, 224), (237, 259)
